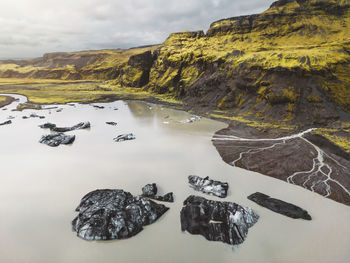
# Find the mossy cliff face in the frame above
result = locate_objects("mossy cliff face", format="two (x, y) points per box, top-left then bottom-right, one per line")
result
(144, 0), (350, 125)
(0, 0), (349, 126)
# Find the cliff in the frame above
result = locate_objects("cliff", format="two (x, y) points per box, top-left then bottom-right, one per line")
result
(0, 0), (349, 126)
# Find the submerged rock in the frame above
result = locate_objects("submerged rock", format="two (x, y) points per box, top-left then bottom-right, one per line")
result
(0, 120), (11, 126)
(141, 183), (174, 203)
(188, 175), (228, 198)
(247, 192), (312, 220)
(180, 195), (259, 246)
(39, 122), (90, 132)
(39, 133), (75, 147)
(180, 115), (201, 123)
(72, 189), (169, 241)
(106, 122), (118, 126)
(114, 133), (136, 142)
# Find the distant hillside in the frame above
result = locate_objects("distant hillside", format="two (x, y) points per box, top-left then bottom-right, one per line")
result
(0, 0), (349, 125)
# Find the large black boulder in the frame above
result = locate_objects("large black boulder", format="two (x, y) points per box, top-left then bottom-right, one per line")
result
(188, 175), (228, 198)
(247, 192), (312, 220)
(72, 189), (169, 241)
(180, 195), (259, 246)
(39, 133), (75, 147)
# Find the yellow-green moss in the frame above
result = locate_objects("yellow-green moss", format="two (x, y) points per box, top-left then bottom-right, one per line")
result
(315, 128), (350, 153)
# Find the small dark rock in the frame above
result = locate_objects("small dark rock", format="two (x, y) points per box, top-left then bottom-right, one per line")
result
(141, 183), (174, 203)
(180, 195), (259, 246)
(23, 113), (45, 119)
(114, 133), (136, 142)
(39, 122), (90, 132)
(93, 105), (104, 109)
(247, 192), (312, 220)
(39, 123), (57, 129)
(0, 120), (11, 126)
(152, 192), (174, 203)
(142, 183), (158, 197)
(39, 133), (75, 147)
(72, 189), (169, 241)
(106, 122), (118, 126)
(188, 175), (228, 198)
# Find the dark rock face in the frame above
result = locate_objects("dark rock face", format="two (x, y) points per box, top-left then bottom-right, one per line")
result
(188, 175), (228, 198)
(141, 183), (174, 203)
(106, 122), (118, 126)
(39, 122), (90, 132)
(114, 133), (136, 142)
(127, 51), (156, 87)
(248, 192), (312, 220)
(39, 133), (75, 147)
(180, 195), (259, 246)
(72, 189), (169, 241)
(0, 120), (11, 126)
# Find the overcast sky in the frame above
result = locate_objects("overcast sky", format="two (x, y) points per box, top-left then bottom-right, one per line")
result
(0, 0), (275, 59)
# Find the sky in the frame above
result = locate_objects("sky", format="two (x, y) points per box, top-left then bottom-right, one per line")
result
(0, 0), (276, 59)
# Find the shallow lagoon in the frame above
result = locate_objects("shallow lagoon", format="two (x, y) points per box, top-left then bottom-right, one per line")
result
(0, 95), (350, 263)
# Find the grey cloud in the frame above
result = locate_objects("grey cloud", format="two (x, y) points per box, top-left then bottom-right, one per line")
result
(0, 0), (276, 59)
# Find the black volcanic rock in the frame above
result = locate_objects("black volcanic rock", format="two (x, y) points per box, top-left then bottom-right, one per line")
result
(106, 121), (118, 126)
(0, 120), (11, 126)
(114, 133), (136, 142)
(141, 183), (174, 203)
(93, 105), (104, 109)
(39, 133), (75, 147)
(72, 189), (169, 241)
(180, 195), (259, 246)
(23, 113), (45, 119)
(39, 122), (90, 132)
(247, 192), (312, 220)
(142, 184), (158, 197)
(39, 122), (56, 129)
(188, 175), (228, 198)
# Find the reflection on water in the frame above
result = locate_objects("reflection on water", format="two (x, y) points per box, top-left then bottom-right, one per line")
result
(0, 97), (350, 263)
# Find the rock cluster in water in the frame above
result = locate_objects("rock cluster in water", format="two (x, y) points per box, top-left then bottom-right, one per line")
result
(188, 175), (228, 198)
(39, 121), (90, 132)
(39, 133), (75, 147)
(247, 192), (312, 220)
(23, 113), (45, 119)
(72, 189), (169, 241)
(114, 133), (136, 142)
(141, 183), (174, 203)
(180, 195), (259, 246)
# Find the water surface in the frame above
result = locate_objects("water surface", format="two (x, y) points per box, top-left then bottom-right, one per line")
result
(0, 95), (349, 263)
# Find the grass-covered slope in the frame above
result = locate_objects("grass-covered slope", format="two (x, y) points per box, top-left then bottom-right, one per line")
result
(0, 0), (349, 127)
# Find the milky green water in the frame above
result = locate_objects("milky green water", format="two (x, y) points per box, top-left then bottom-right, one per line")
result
(0, 94), (349, 263)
